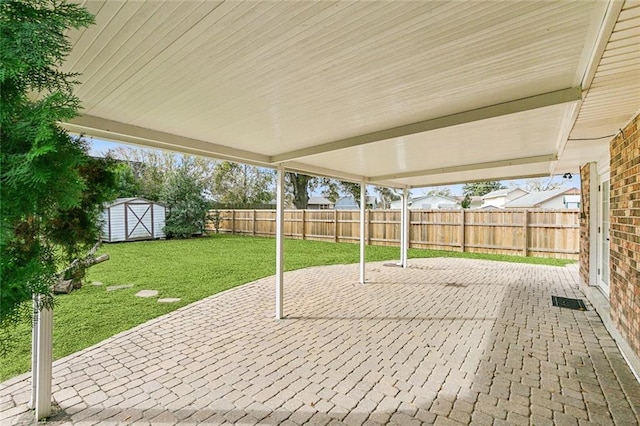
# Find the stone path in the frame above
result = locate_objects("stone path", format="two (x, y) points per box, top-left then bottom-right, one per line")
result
(135, 290), (159, 298)
(1, 258), (639, 425)
(106, 284), (134, 292)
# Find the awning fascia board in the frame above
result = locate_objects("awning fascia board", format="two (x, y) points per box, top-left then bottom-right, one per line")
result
(283, 161), (365, 184)
(269, 87), (582, 163)
(406, 172), (552, 189)
(283, 161), (403, 189)
(63, 115), (271, 166)
(370, 154), (557, 182)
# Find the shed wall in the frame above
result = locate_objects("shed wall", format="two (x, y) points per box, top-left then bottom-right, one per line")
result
(153, 204), (166, 239)
(108, 204), (126, 242)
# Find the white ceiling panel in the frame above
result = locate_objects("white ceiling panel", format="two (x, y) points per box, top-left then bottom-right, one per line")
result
(293, 103), (572, 179)
(62, 0), (640, 188)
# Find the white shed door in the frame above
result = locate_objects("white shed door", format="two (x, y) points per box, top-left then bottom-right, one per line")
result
(125, 202), (154, 240)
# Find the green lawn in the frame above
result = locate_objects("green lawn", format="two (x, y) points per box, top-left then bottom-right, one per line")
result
(0, 234), (573, 381)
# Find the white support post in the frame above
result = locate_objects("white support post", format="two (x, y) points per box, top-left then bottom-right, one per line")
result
(359, 182), (366, 284)
(29, 296), (38, 410)
(401, 189), (409, 268)
(34, 296), (53, 420)
(275, 164), (285, 319)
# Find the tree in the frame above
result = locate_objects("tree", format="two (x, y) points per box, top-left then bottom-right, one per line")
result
(426, 187), (452, 197)
(287, 172), (315, 209)
(462, 181), (505, 197)
(106, 147), (178, 201)
(107, 146), (220, 202)
(515, 178), (563, 192)
(338, 181), (363, 205)
(212, 162), (274, 206)
(321, 179), (341, 204)
(112, 161), (142, 198)
(1, 1), (114, 327)
(318, 178), (367, 206)
(460, 194), (472, 209)
(161, 159), (209, 238)
(375, 187), (401, 209)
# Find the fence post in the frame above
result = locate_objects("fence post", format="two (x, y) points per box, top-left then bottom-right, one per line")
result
(252, 209), (256, 236)
(522, 209), (528, 257)
(301, 210), (306, 240)
(231, 210), (235, 234)
(367, 210), (371, 245)
(334, 210), (339, 242)
(460, 209), (465, 252)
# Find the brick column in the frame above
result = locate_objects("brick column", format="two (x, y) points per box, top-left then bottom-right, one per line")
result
(579, 163), (591, 286)
(609, 112), (640, 359)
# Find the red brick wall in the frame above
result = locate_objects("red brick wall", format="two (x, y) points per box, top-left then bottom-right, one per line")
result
(610, 112), (640, 358)
(579, 164), (591, 286)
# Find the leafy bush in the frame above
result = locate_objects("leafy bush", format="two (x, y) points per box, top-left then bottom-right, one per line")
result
(162, 160), (208, 238)
(0, 0), (119, 332)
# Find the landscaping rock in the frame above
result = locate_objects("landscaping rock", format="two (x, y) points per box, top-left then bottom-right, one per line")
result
(54, 279), (74, 294)
(135, 290), (158, 298)
(106, 284), (134, 292)
(158, 298), (181, 303)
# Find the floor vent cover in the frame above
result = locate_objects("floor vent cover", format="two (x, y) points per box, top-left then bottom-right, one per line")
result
(552, 296), (587, 311)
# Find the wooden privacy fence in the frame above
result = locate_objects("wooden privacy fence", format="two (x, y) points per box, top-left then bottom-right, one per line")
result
(206, 209), (580, 259)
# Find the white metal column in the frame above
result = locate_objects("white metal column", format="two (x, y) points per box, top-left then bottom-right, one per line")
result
(29, 296), (38, 410)
(275, 164), (285, 319)
(359, 182), (366, 284)
(34, 296), (53, 420)
(401, 189), (409, 268)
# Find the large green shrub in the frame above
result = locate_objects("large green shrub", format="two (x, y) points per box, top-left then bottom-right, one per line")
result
(162, 160), (209, 238)
(0, 0), (116, 332)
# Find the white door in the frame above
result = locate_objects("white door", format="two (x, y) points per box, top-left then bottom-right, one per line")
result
(597, 175), (610, 297)
(125, 202), (153, 240)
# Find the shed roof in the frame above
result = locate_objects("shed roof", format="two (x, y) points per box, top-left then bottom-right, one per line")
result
(62, 1), (640, 188)
(106, 197), (164, 208)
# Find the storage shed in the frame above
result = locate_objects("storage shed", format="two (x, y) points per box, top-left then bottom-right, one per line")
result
(101, 198), (166, 242)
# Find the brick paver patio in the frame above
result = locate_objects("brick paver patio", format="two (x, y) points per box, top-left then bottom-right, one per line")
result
(1, 258), (639, 425)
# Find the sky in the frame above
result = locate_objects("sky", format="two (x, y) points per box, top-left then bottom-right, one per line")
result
(87, 137), (580, 197)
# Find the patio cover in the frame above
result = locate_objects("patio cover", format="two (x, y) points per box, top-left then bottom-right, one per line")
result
(61, 1), (640, 188)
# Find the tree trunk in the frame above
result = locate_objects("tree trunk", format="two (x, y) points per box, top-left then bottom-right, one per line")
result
(289, 173), (310, 209)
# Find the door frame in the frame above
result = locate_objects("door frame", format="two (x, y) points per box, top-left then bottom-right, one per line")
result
(597, 171), (610, 298)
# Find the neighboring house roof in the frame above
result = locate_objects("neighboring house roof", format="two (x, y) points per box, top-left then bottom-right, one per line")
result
(505, 188), (577, 208)
(481, 187), (527, 199)
(390, 194), (461, 209)
(411, 194), (459, 204)
(335, 196), (359, 210)
(308, 196), (332, 205)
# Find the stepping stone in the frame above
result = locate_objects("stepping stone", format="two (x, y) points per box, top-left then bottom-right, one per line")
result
(91, 281), (103, 286)
(158, 298), (181, 303)
(106, 284), (134, 292)
(135, 290), (159, 298)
